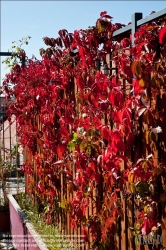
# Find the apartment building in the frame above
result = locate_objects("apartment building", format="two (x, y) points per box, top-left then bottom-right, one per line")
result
(0, 96), (23, 165)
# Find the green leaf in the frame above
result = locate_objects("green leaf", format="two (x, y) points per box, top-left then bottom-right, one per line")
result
(73, 132), (78, 141)
(75, 137), (82, 145)
(84, 192), (89, 197)
(135, 235), (140, 245)
(44, 205), (49, 214)
(67, 141), (76, 152)
(136, 182), (149, 196)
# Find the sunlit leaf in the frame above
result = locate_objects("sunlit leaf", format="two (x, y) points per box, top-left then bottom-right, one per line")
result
(159, 25), (166, 45)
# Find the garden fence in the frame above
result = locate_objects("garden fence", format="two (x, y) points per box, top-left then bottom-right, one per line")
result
(23, 9), (166, 250)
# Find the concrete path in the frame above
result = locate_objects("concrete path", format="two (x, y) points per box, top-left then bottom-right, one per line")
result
(0, 177), (25, 203)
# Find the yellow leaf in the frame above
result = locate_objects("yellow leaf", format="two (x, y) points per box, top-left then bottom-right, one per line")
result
(139, 78), (149, 88)
(151, 226), (158, 231)
(102, 204), (107, 211)
(16, 46), (21, 53)
(131, 61), (143, 77)
(142, 161), (147, 169)
(139, 79), (145, 87)
(128, 172), (134, 183)
(144, 206), (148, 212)
(146, 25), (158, 31)
(149, 131), (157, 144)
(153, 167), (163, 176)
(135, 230), (141, 235)
(135, 223), (141, 230)
(130, 183), (136, 193)
(145, 131), (150, 144)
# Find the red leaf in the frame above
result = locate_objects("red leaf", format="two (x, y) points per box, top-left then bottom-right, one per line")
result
(58, 29), (68, 39)
(82, 60), (89, 68)
(121, 38), (131, 48)
(58, 30), (63, 39)
(72, 191), (84, 204)
(102, 14), (113, 19)
(65, 110), (74, 124)
(81, 228), (89, 242)
(132, 79), (142, 95)
(64, 169), (72, 176)
(38, 181), (45, 192)
(70, 218), (77, 229)
(159, 25), (166, 45)
(79, 47), (85, 60)
(57, 143), (67, 159)
(111, 130), (126, 152)
(109, 76), (121, 88)
(106, 217), (114, 228)
(63, 35), (70, 48)
(46, 218), (51, 225)
(45, 188), (56, 196)
(53, 160), (64, 165)
(101, 126), (112, 141)
(56, 37), (63, 47)
(108, 88), (125, 109)
(141, 217), (156, 236)
(100, 11), (107, 17)
(89, 161), (97, 171)
(57, 126), (69, 142)
(75, 172), (83, 184)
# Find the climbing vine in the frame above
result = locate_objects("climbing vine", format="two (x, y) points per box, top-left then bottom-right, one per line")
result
(2, 11), (166, 248)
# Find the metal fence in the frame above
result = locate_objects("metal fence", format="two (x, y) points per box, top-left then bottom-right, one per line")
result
(0, 97), (24, 205)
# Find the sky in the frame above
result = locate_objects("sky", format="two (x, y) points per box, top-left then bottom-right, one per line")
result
(1, 1), (166, 84)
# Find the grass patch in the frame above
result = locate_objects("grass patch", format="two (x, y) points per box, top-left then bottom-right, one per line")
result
(15, 193), (74, 250)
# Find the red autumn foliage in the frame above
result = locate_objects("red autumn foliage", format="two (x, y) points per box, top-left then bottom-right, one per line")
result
(2, 11), (165, 248)
(159, 25), (166, 44)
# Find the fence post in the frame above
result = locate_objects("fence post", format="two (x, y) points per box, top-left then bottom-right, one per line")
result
(131, 13), (143, 44)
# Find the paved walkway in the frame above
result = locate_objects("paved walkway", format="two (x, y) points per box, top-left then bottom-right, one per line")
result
(0, 176), (25, 250)
(0, 176), (25, 202)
